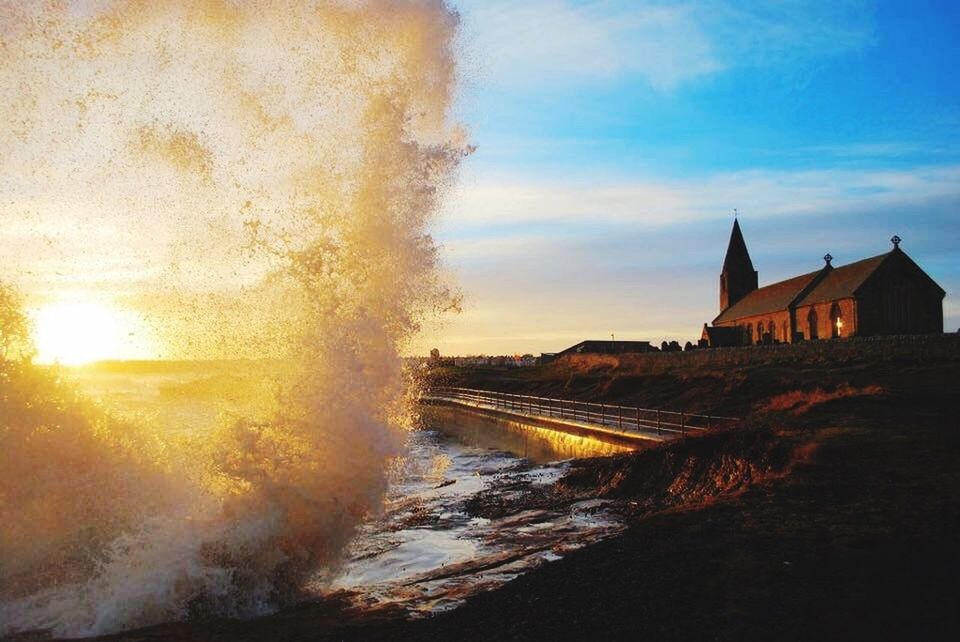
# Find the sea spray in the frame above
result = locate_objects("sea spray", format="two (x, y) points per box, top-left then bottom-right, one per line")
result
(0, 0), (467, 636)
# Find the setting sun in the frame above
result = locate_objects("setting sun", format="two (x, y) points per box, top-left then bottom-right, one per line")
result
(33, 302), (153, 365)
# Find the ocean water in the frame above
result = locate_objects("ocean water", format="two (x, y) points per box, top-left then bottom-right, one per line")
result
(317, 428), (623, 615)
(77, 362), (624, 618)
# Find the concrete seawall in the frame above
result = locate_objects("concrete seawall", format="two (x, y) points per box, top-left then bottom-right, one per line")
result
(420, 397), (667, 459)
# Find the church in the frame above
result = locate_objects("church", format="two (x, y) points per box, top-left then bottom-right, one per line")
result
(701, 219), (946, 347)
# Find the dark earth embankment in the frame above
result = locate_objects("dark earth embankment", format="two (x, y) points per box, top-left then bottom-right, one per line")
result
(35, 340), (960, 641)
(361, 343), (957, 641)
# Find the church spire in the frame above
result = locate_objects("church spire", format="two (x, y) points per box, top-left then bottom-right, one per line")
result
(720, 218), (759, 311)
(722, 218), (754, 273)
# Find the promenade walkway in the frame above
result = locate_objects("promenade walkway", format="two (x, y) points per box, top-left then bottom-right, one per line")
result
(422, 387), (739, 444)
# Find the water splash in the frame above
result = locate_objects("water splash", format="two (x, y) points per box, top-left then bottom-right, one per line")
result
(0, 0), (467, 636)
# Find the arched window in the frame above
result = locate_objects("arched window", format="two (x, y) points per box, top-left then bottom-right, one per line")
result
(746, 324), (753, 345)
(830, 302), (843, 338)
(781, 321), (789, 342)
(808, 308), (819, 340)
(767, 320), (775, 343)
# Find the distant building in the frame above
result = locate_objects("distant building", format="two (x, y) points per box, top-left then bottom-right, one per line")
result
(701, 220), (946, 347)
(556, 340), (657, 357)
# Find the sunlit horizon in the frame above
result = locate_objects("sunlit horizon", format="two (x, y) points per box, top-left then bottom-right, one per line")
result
(32, 301), (157, 365)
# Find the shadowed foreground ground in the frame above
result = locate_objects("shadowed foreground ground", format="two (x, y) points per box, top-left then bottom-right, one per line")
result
(34, 348), (960, 641)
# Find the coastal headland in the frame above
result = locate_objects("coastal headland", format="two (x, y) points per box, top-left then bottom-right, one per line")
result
(52, 335), (960, 641)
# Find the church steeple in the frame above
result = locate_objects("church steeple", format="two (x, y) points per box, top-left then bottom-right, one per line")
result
(720, 217), (758, 311)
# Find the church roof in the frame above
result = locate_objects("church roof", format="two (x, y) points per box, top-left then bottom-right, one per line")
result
(795, 253), (889, 307)
(714, 251), (895, 323)
(722, 218), (755, 273)
(713, 269), (821, 324)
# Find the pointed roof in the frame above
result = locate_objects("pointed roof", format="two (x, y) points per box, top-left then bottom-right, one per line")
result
(722, 218), (755, 273)
(713, 269), (822, 324)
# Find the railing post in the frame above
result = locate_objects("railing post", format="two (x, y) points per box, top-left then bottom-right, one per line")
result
(618, 405), (622, 430)
(681, 411), (686, 436)
(600, 403), (605, 425)
(707, 415), (712, 430)
(636, 406), (640, 431)
(656, 409), (661, 435)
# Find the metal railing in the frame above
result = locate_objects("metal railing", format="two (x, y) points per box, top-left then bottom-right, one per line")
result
(425, 386), (739, 436)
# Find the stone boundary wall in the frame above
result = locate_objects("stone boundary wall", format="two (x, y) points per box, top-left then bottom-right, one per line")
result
(562, 334), (960, 373)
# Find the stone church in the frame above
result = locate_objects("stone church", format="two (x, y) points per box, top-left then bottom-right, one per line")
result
(701, 219), (945, 347)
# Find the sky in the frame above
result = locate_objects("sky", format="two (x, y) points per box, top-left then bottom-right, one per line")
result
(1, 1), (958, 361)
(424, 0), (960, 355)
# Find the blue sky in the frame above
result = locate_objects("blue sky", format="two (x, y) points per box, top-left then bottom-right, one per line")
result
(421, 0), (960, 355)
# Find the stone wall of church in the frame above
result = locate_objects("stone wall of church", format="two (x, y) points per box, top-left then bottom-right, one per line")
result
(795, 298), (858, 341)
(714, 310), (793, 345)
(853, 248), (944, 335)
(856, 272), (944, 335)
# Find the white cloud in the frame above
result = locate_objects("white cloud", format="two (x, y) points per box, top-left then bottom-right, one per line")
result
(453, 0), (875, 92)
(441, 165), (960, 233)
(456, 0), (720, 91)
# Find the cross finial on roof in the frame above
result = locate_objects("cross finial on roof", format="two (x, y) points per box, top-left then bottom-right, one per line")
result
(824, 253), (833, 266)
(733, 208), (738, 218)
(891, 235), (901, 249)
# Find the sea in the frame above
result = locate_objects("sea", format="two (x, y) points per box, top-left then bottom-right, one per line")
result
(69, 361), (625, 618)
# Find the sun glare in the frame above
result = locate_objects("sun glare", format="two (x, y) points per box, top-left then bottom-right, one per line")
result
(33, 301), (153, 365)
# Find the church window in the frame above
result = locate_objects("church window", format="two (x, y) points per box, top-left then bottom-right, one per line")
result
(830, 303), (843, 338)
(808, 308), (819, 340)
